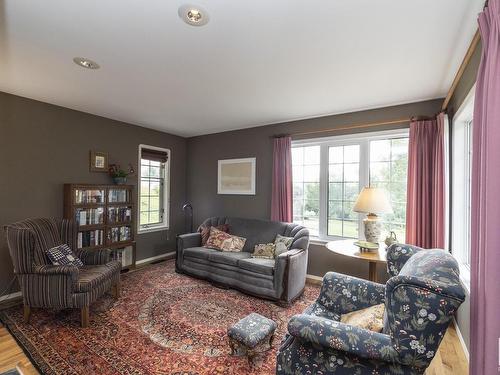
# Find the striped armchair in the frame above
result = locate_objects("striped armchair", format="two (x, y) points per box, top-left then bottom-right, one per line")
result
(4, 218), (121, 327)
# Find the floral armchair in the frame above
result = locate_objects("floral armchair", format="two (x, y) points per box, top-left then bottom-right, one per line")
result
(276, 244), (466, 375)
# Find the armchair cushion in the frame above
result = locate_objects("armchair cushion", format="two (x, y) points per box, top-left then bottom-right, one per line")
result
(340, 303), (385, 332)
(318, 272), (386, 314)
(77, 248), (111, 265)
(75, 262), (121, 293)
(46, 244), (83, 267)
(287, 314), (398, 362)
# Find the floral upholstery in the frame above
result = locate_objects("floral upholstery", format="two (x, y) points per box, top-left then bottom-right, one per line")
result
(227, 312), (277, 348)
(276, 244), (465, 375)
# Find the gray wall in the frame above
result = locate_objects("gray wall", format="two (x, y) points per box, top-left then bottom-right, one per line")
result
(186, 99), (443, 282)
(446, 40), (482, 353)
(0, 92), (187, 296)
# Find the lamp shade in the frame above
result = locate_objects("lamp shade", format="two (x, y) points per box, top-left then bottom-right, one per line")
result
(353, 187), (393, 215)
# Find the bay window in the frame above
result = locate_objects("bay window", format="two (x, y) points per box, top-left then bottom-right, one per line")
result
(292, 130), (409, 241)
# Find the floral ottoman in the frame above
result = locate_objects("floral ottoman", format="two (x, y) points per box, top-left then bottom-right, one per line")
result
(227, 313), (277, 365)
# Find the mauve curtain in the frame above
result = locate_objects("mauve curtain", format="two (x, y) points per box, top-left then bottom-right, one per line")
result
(271, 136), (293, 222)
(470, 1), (500, 374)
(405, 113), (445, 248)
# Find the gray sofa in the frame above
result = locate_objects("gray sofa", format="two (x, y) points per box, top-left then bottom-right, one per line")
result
(176, 217), (309, 304)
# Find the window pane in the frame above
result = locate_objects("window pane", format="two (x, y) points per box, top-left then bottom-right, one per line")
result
(149, 166), (160, 178)
(292, 166), (303, 182)
(344, 183), (360, 201)
(149, 181), (160, 196)
(370, 162), (390, 182)
(141, 165), (150, 177)
(343, 164), (359, 182)
(141, 179), (149, 193)
(369, 137), (409, 241)
(292, 148), (304, 165)
(149, 211), (160, 223)
(329, 164), (343, 182)
(293, 183), (303, 199)
(140, 211), (149, 225)
(303, 183), (320, 202)
(303, 165), (320, 182)
(370, 140), (391, 162)
(140, 196), (149, 211)
(343, 201), (357, 220)
(343, 220), (358, 238)
(328, 219), (343, 237)
(344, 145), (360, 163)
(328, 183), (342, 200)
(328, 201), (342, 219)
(391, 138), (409, 161)
(303, 146), (320, 165)
(150, 197), (160, 211)
(329, 146), (343, 164)
(293, 199), (303, 216)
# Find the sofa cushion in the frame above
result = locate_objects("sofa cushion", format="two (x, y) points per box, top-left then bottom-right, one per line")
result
(75, 262), (120, 293)
(184, 247), (219, 260)
(208, 251), (251, 266)
(199, 224), (229, 246)
(238, 258), (275, 276)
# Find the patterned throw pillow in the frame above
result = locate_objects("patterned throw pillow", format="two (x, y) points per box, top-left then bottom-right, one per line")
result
(199, 224), (229, 245)
(274, 234), (294, 256)
(45, 244), (83, 267)
(340, 303), (385, 332)
(205, 227), (246, 252)
(252, 243), (276, 259)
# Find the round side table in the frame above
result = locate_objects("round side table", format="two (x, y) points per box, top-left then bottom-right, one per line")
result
(325, 239), (387, 283)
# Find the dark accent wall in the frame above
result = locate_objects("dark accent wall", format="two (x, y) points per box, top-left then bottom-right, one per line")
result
(447, 40), (482, 354)
(186, 99), (443, 282)
(0, 92), (187, 296)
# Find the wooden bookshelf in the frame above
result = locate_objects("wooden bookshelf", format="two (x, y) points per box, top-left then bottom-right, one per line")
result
(63, 184), (136, 270)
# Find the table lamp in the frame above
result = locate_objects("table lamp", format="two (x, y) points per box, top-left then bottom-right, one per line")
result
(353, 187), (393, 243)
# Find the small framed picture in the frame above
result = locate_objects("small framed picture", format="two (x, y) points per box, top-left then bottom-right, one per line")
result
(218, 157), (256, 195)
(90, 151), (108, 172)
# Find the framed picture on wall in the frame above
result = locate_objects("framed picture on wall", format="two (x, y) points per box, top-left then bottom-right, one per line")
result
(90, 150), (108, 172)
(218, 157), (256, 195)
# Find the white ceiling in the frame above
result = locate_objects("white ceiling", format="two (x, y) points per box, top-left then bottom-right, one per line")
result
(0, 0), (484, 137)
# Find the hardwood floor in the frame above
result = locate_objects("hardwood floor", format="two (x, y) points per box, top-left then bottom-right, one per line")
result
(0, 323), (37, 375)
(0, 320), (468, 375)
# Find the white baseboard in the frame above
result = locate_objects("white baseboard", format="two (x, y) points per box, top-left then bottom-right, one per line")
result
(0, 291), (22, 303)
(136, 252), (175, 266)
(453, 317), (469, 362)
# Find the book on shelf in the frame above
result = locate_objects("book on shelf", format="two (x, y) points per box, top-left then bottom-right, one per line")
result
(75, 189), (104, 204)
(76, 208), (104, 225)
(109, 189), (128, 203)
(108, 207), (132, 223)
(77, 229), (104, 248)
(111, 246), (133, 268)
(110, 226), (131, 243)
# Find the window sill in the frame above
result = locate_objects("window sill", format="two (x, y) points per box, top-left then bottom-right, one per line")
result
(137, 226), (169, 235)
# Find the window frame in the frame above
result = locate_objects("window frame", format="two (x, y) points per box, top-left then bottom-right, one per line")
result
(451, 85), (475, 291)
(292, 128), (409, 242)
(137, 144), (171, 234)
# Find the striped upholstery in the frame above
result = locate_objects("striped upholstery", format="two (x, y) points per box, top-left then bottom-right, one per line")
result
(4, 218), (121, 309)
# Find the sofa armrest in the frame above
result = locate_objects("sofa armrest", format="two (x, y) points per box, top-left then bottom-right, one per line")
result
(318, 272), (386, 314)
(76, 248), (111, 265)
(287, 314), (398, 362)
(176, 233), (202, 270)
(275, 248), (308, 303)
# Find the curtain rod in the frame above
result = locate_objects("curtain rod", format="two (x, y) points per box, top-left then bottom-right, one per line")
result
(282, 117), (412, 138)
(442, 29), (481, 111)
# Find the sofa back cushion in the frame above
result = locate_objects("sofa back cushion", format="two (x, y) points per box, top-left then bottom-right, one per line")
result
(199, 217), (309, 253)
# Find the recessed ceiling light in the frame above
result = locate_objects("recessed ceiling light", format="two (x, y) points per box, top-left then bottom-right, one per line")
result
(178, 5), (209, 26)
(73, 57), (100, 70)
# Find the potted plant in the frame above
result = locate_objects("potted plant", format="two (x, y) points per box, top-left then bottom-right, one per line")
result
(109, 164), (134, 185)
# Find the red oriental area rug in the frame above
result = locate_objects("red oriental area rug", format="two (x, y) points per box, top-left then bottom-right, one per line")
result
(0, 260), (320, 375)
